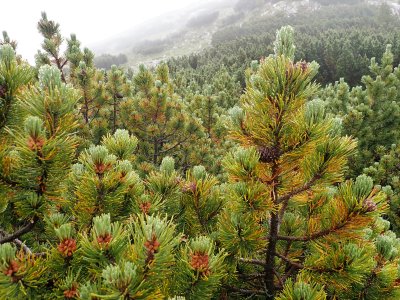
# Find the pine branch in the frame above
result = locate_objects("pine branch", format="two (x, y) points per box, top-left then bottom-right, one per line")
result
(158, 136), (189, 154)
(226, 286), (267, 296)
(13, 238), (32, 254)
(273, 269), (284, 288)
(47, 48), (66, 82)
(239, 273), (265, 279)
(60, 58), (69, 69)
(239, 257), (268, 267)
(207, 202), (223, 221)
(274, 252), (304, 269)
(277, 173), (321, 204)
(281, 265), (297, 283)
(0, 174), (18, 187)
(277, 240), (293, 269)
(276, 222), (347, 242)
(0, 229), (32, 254)
(359, 264), (381, 298)
(280, 132), (311, 156)
(0, 220), (35, 244)
(193, 193), (207, 232)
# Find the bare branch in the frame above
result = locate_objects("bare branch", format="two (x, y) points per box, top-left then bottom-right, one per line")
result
(0, 220), (35, 244)
(274, 252), (304, 269)
(276, 222), (347, 242)
(239, 257), (268, 267)
(226, 286), (267, 296)
(273, 269), (284, 288)
(13, 238), (32, 254)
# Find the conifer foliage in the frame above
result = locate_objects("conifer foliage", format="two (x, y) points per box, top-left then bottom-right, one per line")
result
(218, 26), (400, 299)
(120, 63), (204, 171)
(1, 11), (400, 299)
(322, 44), (400, 236)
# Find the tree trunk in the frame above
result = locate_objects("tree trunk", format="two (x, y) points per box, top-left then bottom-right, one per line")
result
(153, 138), (159, 165)
(112, 95), (117, 133)
(264, 146), (281, 298)
(265, 212), (279, 299)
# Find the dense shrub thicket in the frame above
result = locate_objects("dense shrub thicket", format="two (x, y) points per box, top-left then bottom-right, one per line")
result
(1, 3), (400, 299)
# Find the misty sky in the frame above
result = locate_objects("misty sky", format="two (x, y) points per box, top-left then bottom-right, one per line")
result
(0, 0), (200, 63)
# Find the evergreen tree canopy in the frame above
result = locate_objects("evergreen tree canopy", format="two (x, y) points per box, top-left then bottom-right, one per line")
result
(217, 26), (400, 299)
(1, 8), (400, 299)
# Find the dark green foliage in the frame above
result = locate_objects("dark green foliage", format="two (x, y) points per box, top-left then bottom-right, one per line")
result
(217, 26), (400, 299)
(0, 45), (33, 131)
(2, 6), (400, 300)
(168, 2), (400, 95)
(322, 45), (400, 176)
(133, 39), (168, 56)
(120, 63), (205, 172)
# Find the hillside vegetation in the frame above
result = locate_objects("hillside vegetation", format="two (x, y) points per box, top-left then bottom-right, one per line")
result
(1, 1), (400, 299)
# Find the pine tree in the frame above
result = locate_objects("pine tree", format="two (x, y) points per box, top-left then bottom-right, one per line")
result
(0, 32), (17, 51)
(35, 12), (69, 82)
(0, 45), (33, 131)
(75, 64), (130, 145)
(0, 64), (79, 247)
(218, 26), (400, 299)
(72, 59), (109, 147)
(65, 129), (141, 227)
(120, 63), (204, 172)
(321, 45), (400, 234)
(364, 144), (400, 233)
(182, 88), (233, 175)
(186, 88), (218, 138)
(105, 65), (131, 134)
(322, 44), (400, 176)
(0, 72), (227, 298)
(36, 12), (86, 84)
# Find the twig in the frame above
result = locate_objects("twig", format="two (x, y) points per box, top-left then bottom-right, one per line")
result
(13, 238), (32, 254)
(277, 173), (321, 204)
(239, 257), (267, 267)
(0, 220), (35, 244)
(273, 269), (284, 288)
(274, 252), (304, 269)
(227, 286), (267, 296)
(276, 222), (346, 242)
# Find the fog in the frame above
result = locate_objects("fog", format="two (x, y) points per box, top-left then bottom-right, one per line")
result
(0, 0), (202, 62)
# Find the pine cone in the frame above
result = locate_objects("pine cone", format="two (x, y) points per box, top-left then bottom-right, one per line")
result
(363, 198), (377, 212)
(27, 136), (45, 151)
(144, 234), (160, 265)
(3, 260), (19, 277)
(190, 251), (210, 275)
(63, 284), (78, 298)
(57, 238), (77, 257)
(139, 202), (151, 214)
(182, 182), (197, 193)
(94, 162), (111, 174)
(259, 146), (280, 163)
(144, 234), (160, 254)
(97, 233), (112, 247)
